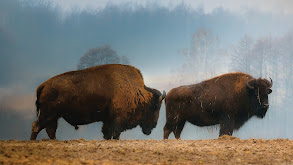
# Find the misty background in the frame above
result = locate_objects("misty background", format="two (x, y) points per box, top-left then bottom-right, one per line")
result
(1, 0), (293, 140)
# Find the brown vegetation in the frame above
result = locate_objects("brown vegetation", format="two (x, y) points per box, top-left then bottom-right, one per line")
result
(1, 136), (293, 164)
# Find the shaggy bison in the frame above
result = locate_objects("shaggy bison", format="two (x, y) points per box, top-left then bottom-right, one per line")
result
(30, 64), (166, 140)
(164, 72), (272, 139)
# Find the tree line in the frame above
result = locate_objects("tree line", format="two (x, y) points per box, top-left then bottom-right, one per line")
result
(77, 29), (293, 106)
(230, 33), (293, 105)
(176, 28), (293, 107)
(77, 28), (292, 138)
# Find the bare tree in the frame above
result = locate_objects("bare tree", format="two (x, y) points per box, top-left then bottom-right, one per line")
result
(230, 35), (254, 73)
(279, 33), (293, 100)
(230, 33), (293, 105)
(250, 37), (274, 78)
(175, 28), (221, 84)
(77, 45), (130, 70)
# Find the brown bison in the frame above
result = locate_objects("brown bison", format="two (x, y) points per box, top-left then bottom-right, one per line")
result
(164, 72), (272, 139)
(30, 64), (166, 140)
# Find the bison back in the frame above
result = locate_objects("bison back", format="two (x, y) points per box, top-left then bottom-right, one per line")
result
(37, 64), (152, 117)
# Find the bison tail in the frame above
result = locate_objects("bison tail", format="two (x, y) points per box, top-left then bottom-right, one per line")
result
(35, 85), (45, 118)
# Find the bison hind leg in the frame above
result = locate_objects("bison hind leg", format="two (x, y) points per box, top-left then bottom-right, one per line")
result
(30, 120), (44, 140)
(45, 119), (58, 140)
(164, 115), (186, 139)
(174, 120), (186, 139)
(163, 123), (173, 139)
(30, 112), (59, 140)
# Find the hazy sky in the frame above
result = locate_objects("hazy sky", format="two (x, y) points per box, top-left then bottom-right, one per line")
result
(1, 0), (293, 140)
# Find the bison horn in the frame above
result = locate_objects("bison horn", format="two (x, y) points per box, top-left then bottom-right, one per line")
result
(159, 91), (166, 101)
(269, 77), (273, 88)
(246, 77), (254, 89)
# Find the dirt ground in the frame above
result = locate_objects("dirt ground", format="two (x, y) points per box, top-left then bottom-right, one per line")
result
(1, 136), (293, 165)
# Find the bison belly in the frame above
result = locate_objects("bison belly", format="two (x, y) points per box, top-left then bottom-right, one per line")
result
(52, 92), (110, 126)
(62, 110), (105, 126)
(167, 98), (220, 127)
(186, 99), (221, 126)
(187, 111), (220, 127)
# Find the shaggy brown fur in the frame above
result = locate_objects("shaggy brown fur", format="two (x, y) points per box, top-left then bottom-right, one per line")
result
(31, 64), (165, 140)
(164, 72), (272, 139)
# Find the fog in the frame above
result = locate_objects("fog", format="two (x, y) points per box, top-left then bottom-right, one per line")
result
(1, 0), (293, 140)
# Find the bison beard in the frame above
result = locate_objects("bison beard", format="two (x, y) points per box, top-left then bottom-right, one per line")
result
(164, 72), (273, 139)
(30, 64), (166, 140)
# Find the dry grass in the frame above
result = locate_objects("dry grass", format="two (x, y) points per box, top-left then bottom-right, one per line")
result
(1, 136), (293, 164)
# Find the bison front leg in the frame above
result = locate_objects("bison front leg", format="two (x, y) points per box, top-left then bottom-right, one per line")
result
(219, 116), (235, 137)
(102, 122), (112, 140)
(102, 122), (121, 140)
(112, 128), (121, 140)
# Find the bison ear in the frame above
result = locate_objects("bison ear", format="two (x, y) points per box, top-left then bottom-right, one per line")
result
(159, 91), (166, 101)
(246, 77), (257, 90)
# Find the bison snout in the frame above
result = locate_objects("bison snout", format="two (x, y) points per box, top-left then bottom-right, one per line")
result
(142, 128), (152, 135)
(143, 130), (151, 135)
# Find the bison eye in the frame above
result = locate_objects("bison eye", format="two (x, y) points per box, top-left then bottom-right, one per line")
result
(268, 89), (272, 94)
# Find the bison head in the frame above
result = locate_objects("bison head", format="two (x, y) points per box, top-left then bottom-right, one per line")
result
(246, 77), (273, 118)
(140, 89), (166, 135)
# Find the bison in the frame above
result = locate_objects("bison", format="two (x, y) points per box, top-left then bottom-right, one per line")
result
(163, 72), (272, 139)
(30, 64), (166, 140)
